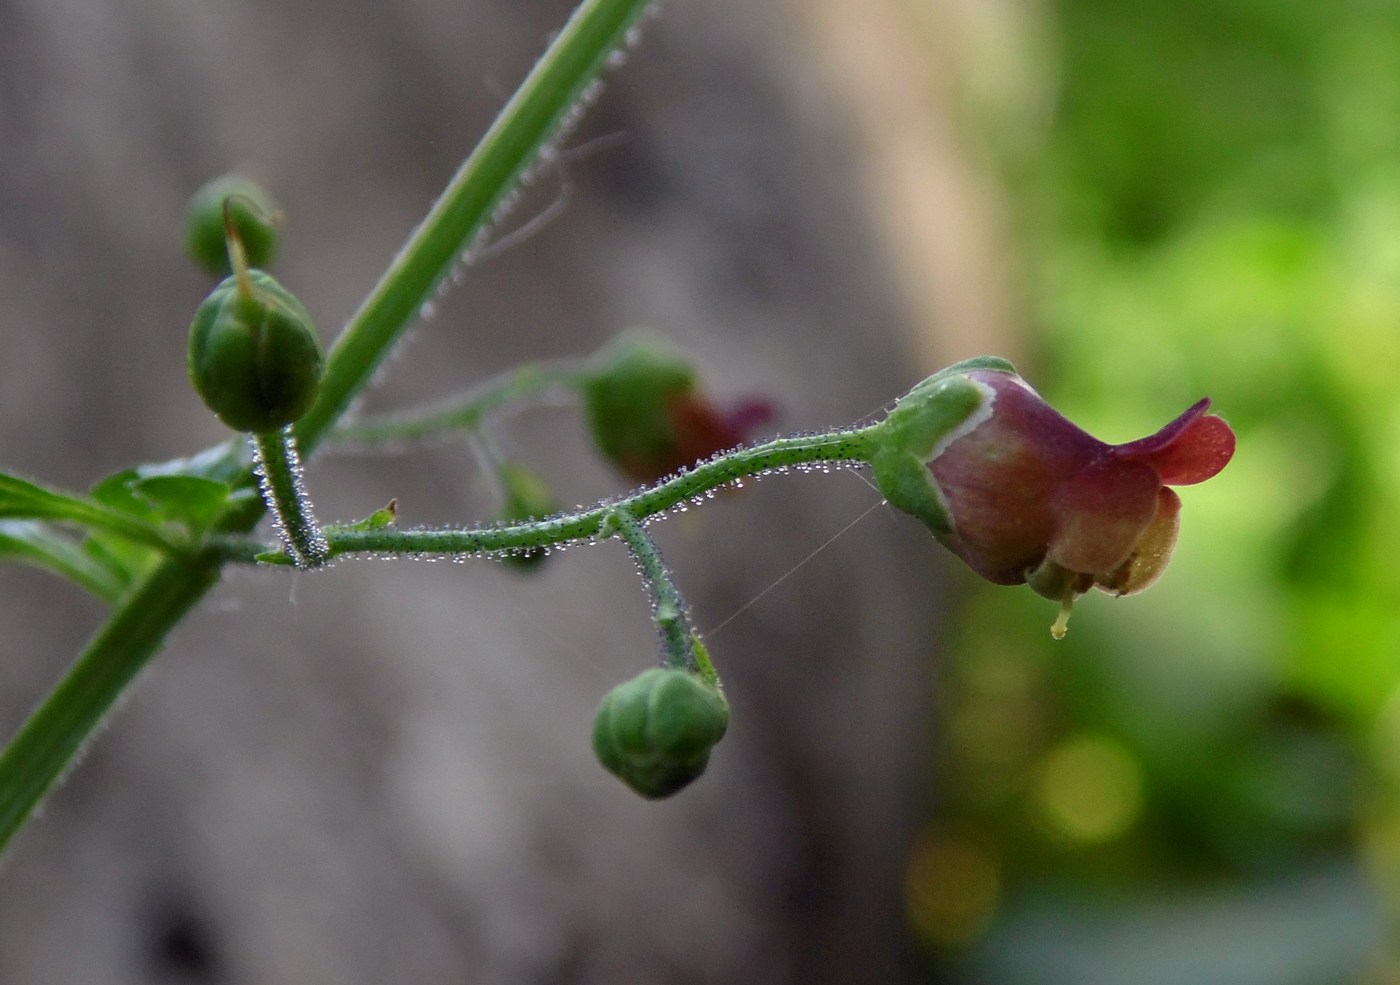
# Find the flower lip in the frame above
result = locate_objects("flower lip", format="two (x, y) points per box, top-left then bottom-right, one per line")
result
(1110, 397), (1236, 485)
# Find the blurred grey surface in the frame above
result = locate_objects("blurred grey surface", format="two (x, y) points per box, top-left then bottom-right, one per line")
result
(0, 0), (960, 981)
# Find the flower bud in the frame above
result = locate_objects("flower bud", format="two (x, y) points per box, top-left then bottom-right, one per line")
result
(583, 336), (773, 484)
(592, 666), (730, 799)
(184, 174), (279, 276)
(188, 271), (323, 434)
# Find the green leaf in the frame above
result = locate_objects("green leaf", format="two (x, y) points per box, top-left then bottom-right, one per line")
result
(0, 472), (173, 549)
(0, 521), (128, 601)
(131, 476), (234, 533)
(90, 442), (255, 537)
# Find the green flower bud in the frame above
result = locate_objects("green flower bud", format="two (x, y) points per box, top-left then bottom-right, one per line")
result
(583, 337), (697, 479)
(188, 271), (323, 433)
(184, 174), (280, 276)
(582, 335), (774, 484)
(592, 666), (730, 799)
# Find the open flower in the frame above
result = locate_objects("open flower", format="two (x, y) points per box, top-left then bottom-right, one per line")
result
(872, 359), (1235, 636)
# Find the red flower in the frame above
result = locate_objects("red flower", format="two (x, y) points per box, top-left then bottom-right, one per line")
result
(926, 369), (1234, 635)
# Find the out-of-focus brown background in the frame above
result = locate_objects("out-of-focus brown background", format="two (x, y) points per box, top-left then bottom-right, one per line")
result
(0, 1), (1005, 981)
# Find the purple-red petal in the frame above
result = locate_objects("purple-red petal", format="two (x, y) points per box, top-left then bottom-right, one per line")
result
(1112, 398), (1236, 485)
(1046, 459), (1162, 575)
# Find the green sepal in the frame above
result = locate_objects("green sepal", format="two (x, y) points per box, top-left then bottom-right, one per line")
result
(592, 666), (730, 799)
(185, 174), (280, 276)
(582, 335), (696, 472)
(188, 271), (324, 434)
(341, 500), (398, 533)
(867, 357), (1013, 537)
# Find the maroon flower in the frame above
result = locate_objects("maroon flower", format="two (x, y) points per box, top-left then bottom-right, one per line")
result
(926, 369), (1234, 635)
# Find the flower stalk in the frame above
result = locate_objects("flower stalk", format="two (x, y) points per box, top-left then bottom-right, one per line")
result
(601, 507), (698, 672)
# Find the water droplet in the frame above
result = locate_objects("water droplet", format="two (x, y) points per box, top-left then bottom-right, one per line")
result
(418, 299), (438, 321)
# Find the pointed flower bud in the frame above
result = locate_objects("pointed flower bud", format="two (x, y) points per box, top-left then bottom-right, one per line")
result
(592, 666), (730, 799)
(583, 337), (773, 484)
(871, 358), (1235, 635)
(185, 174), (280, 276)
(188, 270), (323, 434)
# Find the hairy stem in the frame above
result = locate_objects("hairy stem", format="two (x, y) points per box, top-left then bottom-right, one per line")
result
(251, 429), (328, 567)
(602, 508), (696, 670)
(315, 425), (881, 559)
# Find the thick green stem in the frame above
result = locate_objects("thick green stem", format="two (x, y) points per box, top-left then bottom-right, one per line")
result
(602, 508), (696, 671)
(317, 425), (881, 559)
(0, 553), (222, 849)
(251, 428), (328, 567)
(295, 0), (658, 455)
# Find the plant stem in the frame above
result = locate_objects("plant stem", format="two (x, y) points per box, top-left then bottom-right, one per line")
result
(295, 0), (658, 455)
(602, 507), (696, 670)
(251, 429), (328, 567)
(0, 552), (222, 850)
(332, 360), (591, 447)
(318, 425), (882, 559)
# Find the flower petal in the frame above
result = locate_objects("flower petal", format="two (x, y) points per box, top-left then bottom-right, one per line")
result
(1096, 488), (1182, 596)
(1112, 398), (1236, 485)
(1046, 459), (1162, 575)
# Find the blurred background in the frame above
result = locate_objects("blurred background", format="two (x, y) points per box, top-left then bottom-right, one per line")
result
(1, 0), (1398, 982)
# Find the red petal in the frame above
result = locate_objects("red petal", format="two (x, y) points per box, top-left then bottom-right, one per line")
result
(1113, 398), (1236, 485)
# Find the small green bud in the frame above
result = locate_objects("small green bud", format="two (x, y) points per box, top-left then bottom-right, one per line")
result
(592, 667), (730, 799)
(185, 174), (280, 276)
(188, 271), (323, 433)
(583, 336), (697, 480)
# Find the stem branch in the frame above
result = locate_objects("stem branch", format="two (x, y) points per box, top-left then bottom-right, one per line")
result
(319, 425), (881, 559)
(602, 507), (695, 670)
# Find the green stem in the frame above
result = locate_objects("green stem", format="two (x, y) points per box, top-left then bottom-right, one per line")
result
(295, 0), (658, 455)
(601, 508), (695, 671)
(251, 429), (328, 567)
(317, 425), (881, 559)
(332, 360), (590, 447)
(0, 552), (222, 849)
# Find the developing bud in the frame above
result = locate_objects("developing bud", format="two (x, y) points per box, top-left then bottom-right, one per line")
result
(592, 666), (730, 799)
(583, 335), (773, 484)
(188, 270), (323, 434)
(184, 174), (280, 276)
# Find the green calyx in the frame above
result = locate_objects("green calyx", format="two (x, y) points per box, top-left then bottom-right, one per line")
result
(188, 271), (324, 434)
(582, 336), (696, 473)
(185, 175), (280, 276)
(592, 666), (730, 799)
(867, 356), (1014, 537)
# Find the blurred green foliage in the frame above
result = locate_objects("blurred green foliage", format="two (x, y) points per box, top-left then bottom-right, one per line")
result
(911, 0), (1400, 980)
